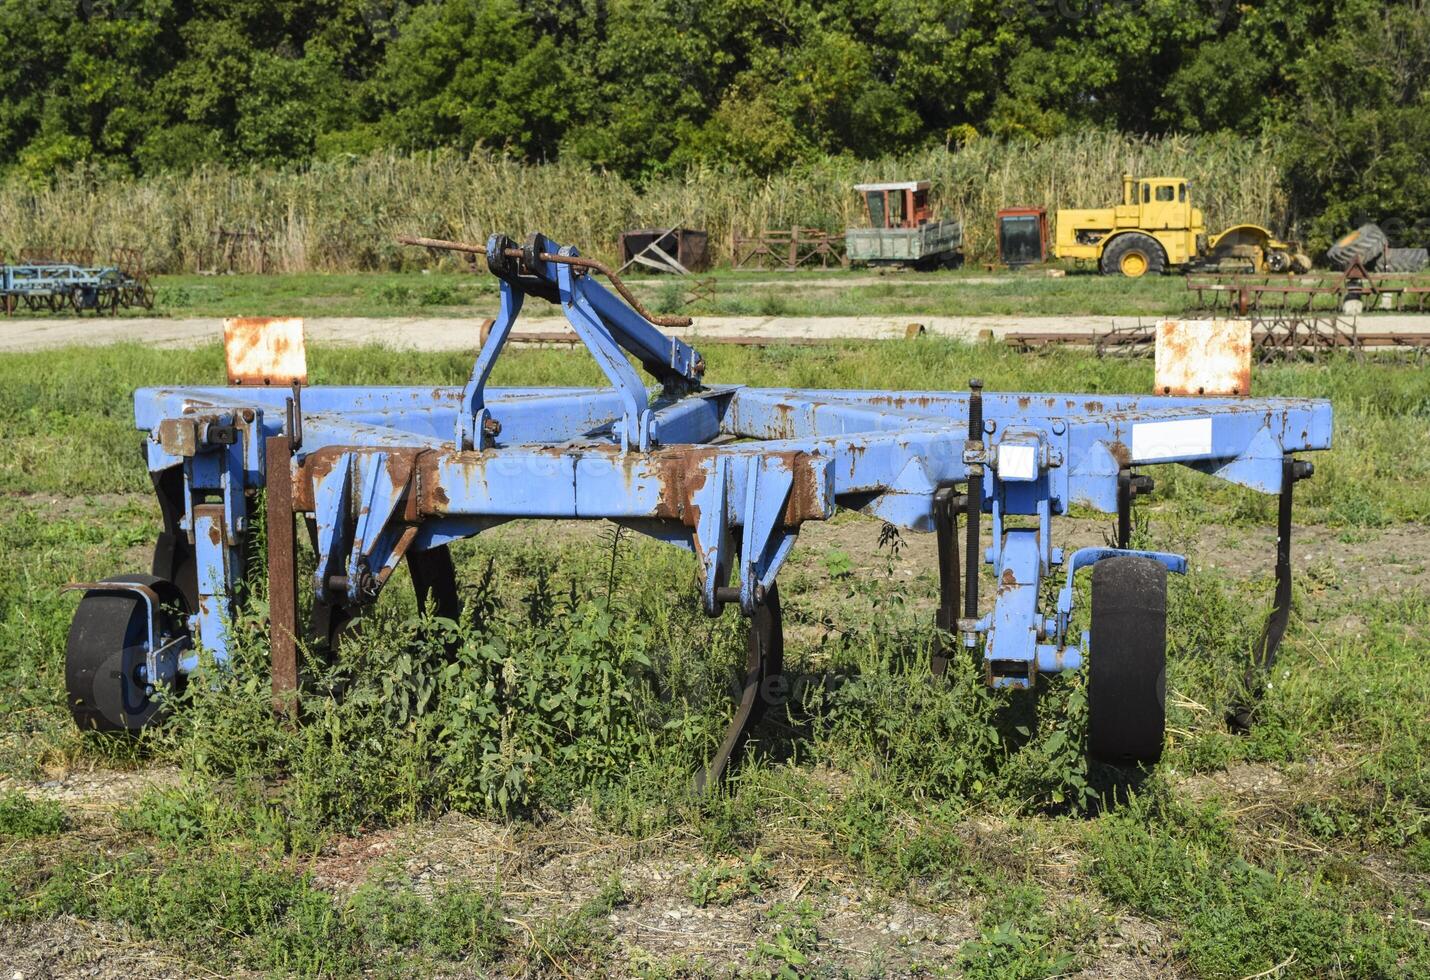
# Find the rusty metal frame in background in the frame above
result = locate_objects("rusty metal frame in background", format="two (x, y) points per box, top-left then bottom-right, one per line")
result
(732, 228), (848, 270)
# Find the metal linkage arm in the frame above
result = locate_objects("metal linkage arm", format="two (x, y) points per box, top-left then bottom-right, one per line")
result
(485, 233), (704, 386)
(452, 233), (707, 452)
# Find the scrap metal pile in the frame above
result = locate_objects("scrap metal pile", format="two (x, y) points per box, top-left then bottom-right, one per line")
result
(1188, 263), (1430, 316)
(1007, 316), (1430, 362)
(64, 233), (1331, 787)
(1, 248), (153, 315)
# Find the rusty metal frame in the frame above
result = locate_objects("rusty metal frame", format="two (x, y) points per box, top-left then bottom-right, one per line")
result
(732, 228), (848, 270)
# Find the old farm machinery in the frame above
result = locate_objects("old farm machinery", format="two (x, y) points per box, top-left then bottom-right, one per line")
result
(1, 248), (154, 314)
(1188, 262), (1430, 316)
(1055, 174), (1309, 277)
(846, 180), (964, 269)
(65, 233), (1331, 784)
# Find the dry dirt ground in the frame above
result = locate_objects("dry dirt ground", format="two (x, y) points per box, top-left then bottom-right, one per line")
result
(0, 313), (1149, 352)
(7, 313), (1430, 353)
(3, 500), (1425, 978)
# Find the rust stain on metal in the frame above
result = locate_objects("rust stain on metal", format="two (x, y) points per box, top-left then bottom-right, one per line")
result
(292, 446), (421, 512)
(300, 443), (828, 528)
(224, 317), (308, 386)
(157, 418), (197, 457)
(1154, 319), (1251, 397)
(646, 447), (827, 526)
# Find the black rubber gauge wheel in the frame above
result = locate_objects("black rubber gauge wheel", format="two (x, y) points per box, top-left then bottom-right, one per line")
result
(1088, 556), (1168, 765)
(65, 574), (188, 733)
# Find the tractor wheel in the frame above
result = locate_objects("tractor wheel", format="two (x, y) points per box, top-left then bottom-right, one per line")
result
(1266, 249), (1292, 274)
(65, 575), (189, 733)
(1101, 234), (1167, 278)
(1380, 247), (1429, 274)
(1326, 223), (1387, 270)
(1087, 556), (1167, 766)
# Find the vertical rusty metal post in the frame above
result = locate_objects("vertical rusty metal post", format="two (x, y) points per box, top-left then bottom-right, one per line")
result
(963, 379), (984, 626)
(266, 433), (299, 719)
(930, 486), (962, 678)
(1117, 468), (1133, 549)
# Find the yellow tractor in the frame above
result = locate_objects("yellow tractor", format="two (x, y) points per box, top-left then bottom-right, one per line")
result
(1054, 174), (1310, 277)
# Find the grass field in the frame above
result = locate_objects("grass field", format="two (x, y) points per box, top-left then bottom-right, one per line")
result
(1, 340), (1427, 977)
(119, 267), (1204, 320)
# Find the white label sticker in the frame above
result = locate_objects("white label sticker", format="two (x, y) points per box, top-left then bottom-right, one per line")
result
(1132, 418), (1212, 461)
(998, 444), (1038, 480)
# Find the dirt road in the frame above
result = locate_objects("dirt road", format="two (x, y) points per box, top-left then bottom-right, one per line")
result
(0, 313), (1124, 351)
(4, 312), (1426, 353)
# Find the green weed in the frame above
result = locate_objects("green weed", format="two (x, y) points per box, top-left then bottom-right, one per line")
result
(1, 340), (1427, 974)
(0, 793), (65, 839)
(689, 851), (774, 906)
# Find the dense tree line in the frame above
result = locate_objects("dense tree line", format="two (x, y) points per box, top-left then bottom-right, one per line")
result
(0, 0), (1425, 243)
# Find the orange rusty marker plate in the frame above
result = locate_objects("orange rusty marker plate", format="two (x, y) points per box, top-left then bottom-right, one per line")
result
(1154, 319), (1251, 397)
(224, 317), (308, 386)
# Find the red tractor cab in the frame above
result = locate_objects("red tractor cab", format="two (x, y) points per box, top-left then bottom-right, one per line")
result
(857, 180), (935, 229)
(996, 207), (1049, 267)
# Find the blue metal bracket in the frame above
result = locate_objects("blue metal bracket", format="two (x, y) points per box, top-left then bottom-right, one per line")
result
(345, 451), (417, 603)
(459, 233), (706, 453)
(459, 275), (525, 449)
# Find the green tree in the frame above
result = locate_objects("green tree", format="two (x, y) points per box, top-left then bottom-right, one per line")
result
(0, 0), (178, 179)
(1278, 0), (1430, 250)
(558, 0), (730, 178)
(369, 0), (575, 160)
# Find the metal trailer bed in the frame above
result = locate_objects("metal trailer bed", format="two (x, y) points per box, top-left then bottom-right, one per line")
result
(64, 233), (1332, 787)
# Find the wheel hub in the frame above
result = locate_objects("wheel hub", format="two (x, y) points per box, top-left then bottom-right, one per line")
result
(1121, 252), (1148, 277)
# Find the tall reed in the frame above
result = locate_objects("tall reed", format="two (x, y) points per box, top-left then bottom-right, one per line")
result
(0, 132), (1288, 272)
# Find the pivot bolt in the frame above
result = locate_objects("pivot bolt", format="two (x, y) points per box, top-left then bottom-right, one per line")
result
(482, 416), (502, 437)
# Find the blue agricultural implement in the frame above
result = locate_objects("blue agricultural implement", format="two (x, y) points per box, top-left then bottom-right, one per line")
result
(64, 233), (1331, 785)
(1, 252), (153, 315)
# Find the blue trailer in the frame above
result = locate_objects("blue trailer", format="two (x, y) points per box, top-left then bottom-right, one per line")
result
(64, 233), (1330, 786)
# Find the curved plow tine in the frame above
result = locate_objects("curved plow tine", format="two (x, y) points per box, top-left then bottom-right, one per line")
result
(408, 545), (461, 622)
(1229, 455), (1313, 732)
(693, 585), (784, 795)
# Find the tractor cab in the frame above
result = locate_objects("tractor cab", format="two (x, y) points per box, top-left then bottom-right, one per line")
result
(856, 180), (934, 229)
(1123, 175), (1198, 233)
